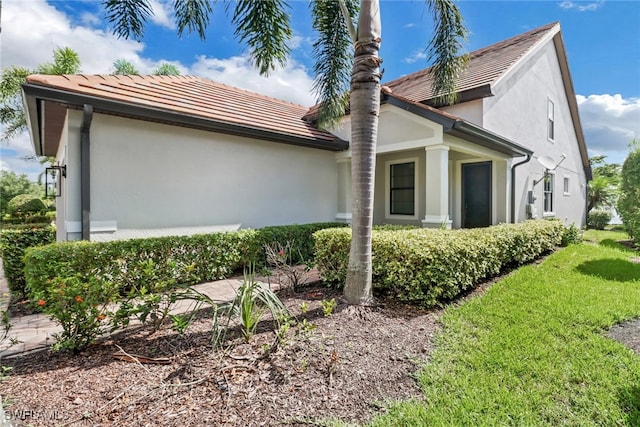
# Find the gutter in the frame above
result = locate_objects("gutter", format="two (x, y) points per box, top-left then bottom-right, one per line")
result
(80, 104), (93, 241)
(510, 154), (532, 223)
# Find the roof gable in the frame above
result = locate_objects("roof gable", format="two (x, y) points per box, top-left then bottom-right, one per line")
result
(385, 22), (559, 104)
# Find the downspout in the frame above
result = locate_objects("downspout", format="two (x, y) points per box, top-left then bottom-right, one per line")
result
(80, 104), (93, 241)
(510, 154), (532, 223)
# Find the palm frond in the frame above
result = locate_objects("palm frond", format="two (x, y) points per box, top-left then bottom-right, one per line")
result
(310, 0), (358, 127)
(0, 66), (31, 141)
(230, 0), (292, 76)
(426, 0), (468, 106)
(174, 0), (213, 40)
(103, 0), (153, 40)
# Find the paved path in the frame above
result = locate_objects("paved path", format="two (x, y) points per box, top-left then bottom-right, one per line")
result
(0, 263), (306, 359)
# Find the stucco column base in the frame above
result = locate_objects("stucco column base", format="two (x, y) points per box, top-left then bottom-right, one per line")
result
(422, 215), (452, 229)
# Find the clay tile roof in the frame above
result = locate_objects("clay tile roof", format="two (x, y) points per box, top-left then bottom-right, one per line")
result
(25, 74), (342, 146)
(385, 22), (559, 103)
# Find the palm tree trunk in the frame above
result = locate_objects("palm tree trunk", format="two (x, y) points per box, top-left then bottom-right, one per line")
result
(344, 0), (381, 305)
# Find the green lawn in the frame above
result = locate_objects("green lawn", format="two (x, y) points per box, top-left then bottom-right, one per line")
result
(369, 230), (640, 426)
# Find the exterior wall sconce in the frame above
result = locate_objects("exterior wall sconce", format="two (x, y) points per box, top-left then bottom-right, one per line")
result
(45, 164), (67, 198)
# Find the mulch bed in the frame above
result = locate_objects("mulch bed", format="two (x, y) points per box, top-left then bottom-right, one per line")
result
(1, 284), (441, 426)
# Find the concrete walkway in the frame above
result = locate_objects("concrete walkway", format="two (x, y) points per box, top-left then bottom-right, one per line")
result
(0, 264), (303, 358)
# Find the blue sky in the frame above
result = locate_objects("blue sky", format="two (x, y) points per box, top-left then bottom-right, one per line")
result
(2, 0), (639, 180)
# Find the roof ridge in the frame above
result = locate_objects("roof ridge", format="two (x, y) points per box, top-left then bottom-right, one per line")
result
(468, 22), (558, 60)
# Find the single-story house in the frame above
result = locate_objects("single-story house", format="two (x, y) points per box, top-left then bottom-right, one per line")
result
(22, 21), (590, 242)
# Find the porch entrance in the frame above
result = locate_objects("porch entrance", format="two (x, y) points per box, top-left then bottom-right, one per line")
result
(462, 161), (492, 228)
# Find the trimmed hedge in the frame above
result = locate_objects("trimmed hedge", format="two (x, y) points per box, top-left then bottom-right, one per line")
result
(0, 225), (56, 296)
(23, 222), (347, 302)
(313, 220), (565, 307)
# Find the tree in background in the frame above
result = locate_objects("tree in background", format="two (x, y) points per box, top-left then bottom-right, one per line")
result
(0, 170), (43, 217)
(102, 0), (467, 306)
(587, 155), (621, 212)
(0, 47), (81, 141)
(618, 140), (640, 243)
(153, 63), (181, 76)
(112, 60), (180, 76)
(35, 47), (81, 76)
(112, 59), (140, 75)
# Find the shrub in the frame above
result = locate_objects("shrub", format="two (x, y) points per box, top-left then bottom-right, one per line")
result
(29, 275), (118, 352)
(25, 230), (261, 301)
(7, 194), (46, 218)
(618, 145), (640, 243)
(561, 223), (582, 246)
(0, 226), (55, 296)
(587, 209), (612, 230)
(314, 220), (564, 307)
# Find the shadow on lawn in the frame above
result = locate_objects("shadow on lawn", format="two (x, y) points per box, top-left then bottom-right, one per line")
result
(576, 259), (640, 282)
(599, 238), (638, 254)
(618, 384), (640, 426)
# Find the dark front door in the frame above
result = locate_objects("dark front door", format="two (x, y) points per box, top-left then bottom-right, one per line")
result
(462, 161), (492, 228)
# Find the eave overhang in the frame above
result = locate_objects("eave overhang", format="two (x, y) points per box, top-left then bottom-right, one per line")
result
(23, 83), (349, 158)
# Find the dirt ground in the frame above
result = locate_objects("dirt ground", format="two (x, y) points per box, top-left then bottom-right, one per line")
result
(2, 249), (638, 427)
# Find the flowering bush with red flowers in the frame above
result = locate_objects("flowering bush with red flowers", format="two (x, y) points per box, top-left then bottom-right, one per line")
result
(29, 276), (118, 353)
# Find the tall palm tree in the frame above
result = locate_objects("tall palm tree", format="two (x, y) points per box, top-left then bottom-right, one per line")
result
(102, 0), (467, 305)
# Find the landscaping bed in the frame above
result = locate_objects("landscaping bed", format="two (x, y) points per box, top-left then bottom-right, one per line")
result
(1, 283), (441, 426)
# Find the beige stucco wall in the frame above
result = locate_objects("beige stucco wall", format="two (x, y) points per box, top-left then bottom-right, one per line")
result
(58, 111), (339, 240)
(482, 39), (588, 226)
(441, 99), (484, 126)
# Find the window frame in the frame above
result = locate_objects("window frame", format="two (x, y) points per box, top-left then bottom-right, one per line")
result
(563, 175), (570, 196)
(385, 157), (419, 220)
(543, 173), (555, 216)
(547, 99), (555, 142)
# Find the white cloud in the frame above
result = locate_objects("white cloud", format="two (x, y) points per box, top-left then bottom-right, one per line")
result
(80, 12), (100, 26)
(191, 55), (316, 106)
(148, 0), (176, 30)
(559, 1), (605, 12)
(403, 23), (416, 29)
(404, 50), (427, 64)
(2, 0), (145, 74)
(577, 94), (640, 164)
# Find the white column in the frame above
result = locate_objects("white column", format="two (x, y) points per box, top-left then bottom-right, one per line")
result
(422, 145), (452, 229)
(335, 158), (352, 223)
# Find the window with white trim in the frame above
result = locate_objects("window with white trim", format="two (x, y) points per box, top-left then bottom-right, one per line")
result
(389, 161), (415, 215)
(547, 99), (555, 141)
(543, 174), (554, 213)
(563, 176), (570, 195)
